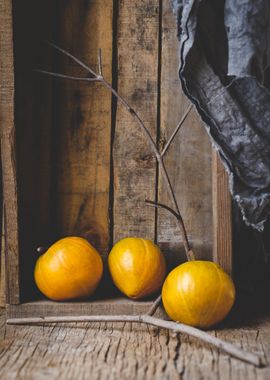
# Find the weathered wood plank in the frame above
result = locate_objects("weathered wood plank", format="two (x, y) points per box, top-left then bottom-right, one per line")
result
(158, 0), (213, 266)
(0, 0), (19, 304)
(7, 298), (165, 319)
(0, 309), (270, 379)
(55, 0), (113, 256)
(0, 210), (5, 307)
(0, 151), (4, 307)
(113, 0), (160, 242)
(212, 150), (232, 274)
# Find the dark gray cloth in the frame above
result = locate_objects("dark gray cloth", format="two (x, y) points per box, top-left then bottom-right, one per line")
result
(172, 0), (270, 231)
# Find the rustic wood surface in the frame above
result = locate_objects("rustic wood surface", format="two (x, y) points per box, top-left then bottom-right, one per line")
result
(0, 0), (19, 304)
(0, 308), (269, 379)
(212, 151), (232, 275)
(113, 0), (159, 242)
(6, 298), (165, 319)
(0, 212), (5, 307)
(158, 0), (213, 266)
(0, 154), (4, 307)
(55, 0), (113, 255)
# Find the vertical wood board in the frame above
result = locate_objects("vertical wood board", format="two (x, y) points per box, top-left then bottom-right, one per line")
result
(0, 149), (3, 306)
(158, 0), (213, 266)
(55, 0), (113, 256)
(212, 151), (232, 274)
(0, 151), (2, 306)
(0, 0), (19, 304)
(0, 200), (5, 307)
(113, 0), (160, 242)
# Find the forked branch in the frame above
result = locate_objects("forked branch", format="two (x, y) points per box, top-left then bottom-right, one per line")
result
(145, 200), (195, 261)
(161, 103), (193, 157)
(6, 314), (265, 367)
(32, 43), (265, 368)
(38, 42), (192, 260)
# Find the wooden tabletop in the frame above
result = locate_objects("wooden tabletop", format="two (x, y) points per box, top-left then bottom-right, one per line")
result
(0, 309), (269, 380)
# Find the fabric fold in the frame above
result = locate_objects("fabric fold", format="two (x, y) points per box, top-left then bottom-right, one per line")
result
(172, 0), (270, 230)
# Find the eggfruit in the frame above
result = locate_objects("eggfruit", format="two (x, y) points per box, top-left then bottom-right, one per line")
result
(34, 237), (103, 301)
(108, 237), (166, 299)
(162, 260), (235, 328)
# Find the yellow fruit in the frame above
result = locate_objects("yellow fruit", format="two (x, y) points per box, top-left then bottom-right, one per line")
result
(162, 261), (235, 328)
(108, 237), (166, 299)
(34, 237), (103, 301)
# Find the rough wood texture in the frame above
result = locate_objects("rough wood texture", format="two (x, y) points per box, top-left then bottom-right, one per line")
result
(0, 153), (4, 307)
(0, 308), (269, 379)
(0, 212), (5, 307)
(55, 0), (113, 255)
(7, 298), (165, 319)
(113, 0), (159, 242)
(212, 150), (232, 275)
(158, 0), (213, 266)
(0, 0), (19, 304)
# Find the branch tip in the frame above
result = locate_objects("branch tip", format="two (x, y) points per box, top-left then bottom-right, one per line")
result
(161, 103), (193, 157)
(147, 295), (162, 316)
(98, 48), (103, 76)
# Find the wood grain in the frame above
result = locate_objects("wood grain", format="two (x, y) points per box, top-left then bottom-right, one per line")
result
(113, 0), (160, 243)
(0, 309), (269, 379)
(0, 210), (5, 307)
(55, 0), (113, 256)
(0, 150), (4, 307)
(158, 0), (213, 267)
(212, 150), (232, 274)
(7, 298), (165, 319)
(0, 0), (19, 304)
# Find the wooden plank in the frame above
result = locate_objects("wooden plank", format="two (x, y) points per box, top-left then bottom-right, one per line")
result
(158, 0), (213, 266)
(212, 151), (232, 275)
(113, 0), (160, 242)
(0, 209), (5, 307)
(1, 309), (270, 379)
(55, 0), (113, 256)
(0, 149), (4, 307)
(7, 298), (166, 319)
(0, 0), (19, 304)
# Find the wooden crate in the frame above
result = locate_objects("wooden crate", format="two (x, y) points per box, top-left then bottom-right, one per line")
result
(0, 0), (232, 318)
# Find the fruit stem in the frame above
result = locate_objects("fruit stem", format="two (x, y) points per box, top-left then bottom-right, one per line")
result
(36, 247), (47, 255)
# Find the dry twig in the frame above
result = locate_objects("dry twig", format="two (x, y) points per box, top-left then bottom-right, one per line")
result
(161, 103), (193, 157)
(30, 43), (266, 368)
(37, 42), (192, 261)
(6, 314), (265, 367)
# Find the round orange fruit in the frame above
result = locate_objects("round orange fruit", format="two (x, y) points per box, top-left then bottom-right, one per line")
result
(34, 237), (103, 301)
(108, 237), (166, 299)
(162, 261), (235, 328)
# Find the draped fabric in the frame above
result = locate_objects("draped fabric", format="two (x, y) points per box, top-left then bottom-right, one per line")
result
(172, 0), (270, 231)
